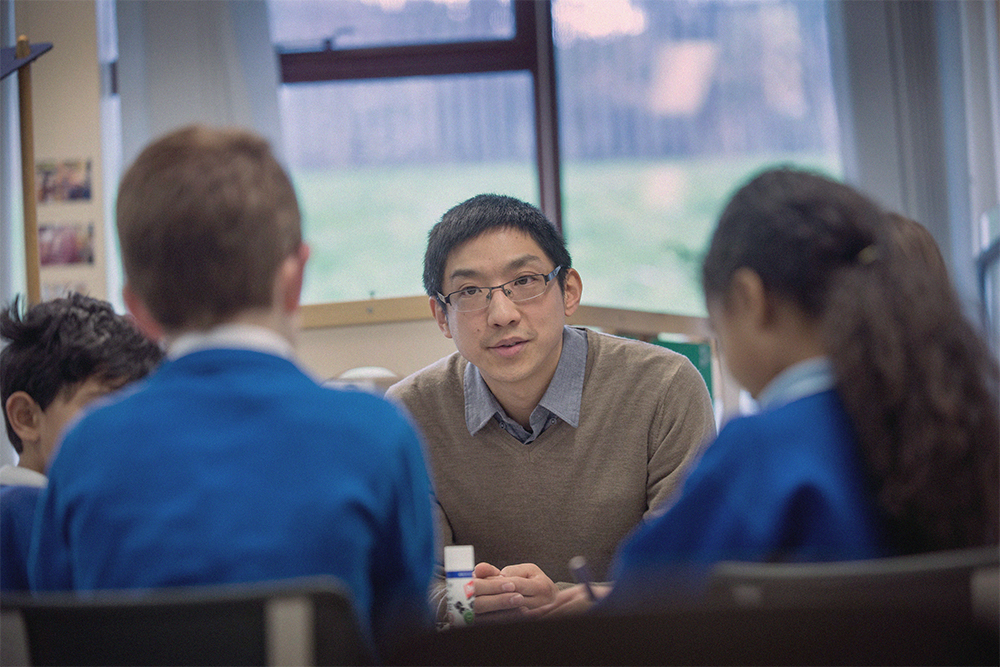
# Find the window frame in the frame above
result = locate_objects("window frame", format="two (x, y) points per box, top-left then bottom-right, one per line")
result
(276, 0), (562, 228)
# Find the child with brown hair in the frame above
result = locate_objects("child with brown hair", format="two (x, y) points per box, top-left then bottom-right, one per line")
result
(28, 126), (435, 657)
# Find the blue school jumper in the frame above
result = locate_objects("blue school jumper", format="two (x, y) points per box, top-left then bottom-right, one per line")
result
(602, 359), (885, 610)
(1, 484), (43, 591)
(29, 346), (435, 652)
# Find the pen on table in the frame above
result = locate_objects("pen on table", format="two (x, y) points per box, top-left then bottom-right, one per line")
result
(568, 555), (597, 601)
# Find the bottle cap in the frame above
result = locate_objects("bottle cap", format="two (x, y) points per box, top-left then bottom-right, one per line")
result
(444, 545), (475, 571)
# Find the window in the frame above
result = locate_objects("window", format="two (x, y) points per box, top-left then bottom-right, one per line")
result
(554, 0), (842, 315)
(270, 0), (556, 303)
(280, 73), (537, 302)
(267, 0), (841, 313)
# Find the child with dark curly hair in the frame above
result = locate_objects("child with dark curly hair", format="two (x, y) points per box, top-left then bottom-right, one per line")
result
(1, 292), (163, 590)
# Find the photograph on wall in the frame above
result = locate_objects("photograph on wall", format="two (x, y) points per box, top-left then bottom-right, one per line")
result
(36, 158), (93, 203)
(39, 222), (95, 266)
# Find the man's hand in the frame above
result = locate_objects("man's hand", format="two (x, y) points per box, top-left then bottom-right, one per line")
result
(525, 582), (610, 618)
(472, 562), (558, 621)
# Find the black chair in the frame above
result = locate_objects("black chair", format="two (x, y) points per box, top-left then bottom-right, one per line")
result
(0, 576), (373, 666)
(390, 547), (999, 666)
(706, 544), (998, 614)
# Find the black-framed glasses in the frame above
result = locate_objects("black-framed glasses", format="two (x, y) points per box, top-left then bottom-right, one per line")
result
(438, 266), (563, 312)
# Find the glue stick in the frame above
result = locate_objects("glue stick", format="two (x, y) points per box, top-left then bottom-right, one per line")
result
(444, 545), (475, 627)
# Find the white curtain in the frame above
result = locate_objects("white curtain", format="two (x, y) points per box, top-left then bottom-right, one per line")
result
(1, 0), (25, 309)
(1, 0), (22, 467)
(827, 0), (1000, 328)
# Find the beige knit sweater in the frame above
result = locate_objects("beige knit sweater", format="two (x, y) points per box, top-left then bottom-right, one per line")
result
(386, 327), (716, 585)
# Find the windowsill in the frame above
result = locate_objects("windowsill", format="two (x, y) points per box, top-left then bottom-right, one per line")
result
(301, 296), (433, 329)
(300, 296), (710, 340)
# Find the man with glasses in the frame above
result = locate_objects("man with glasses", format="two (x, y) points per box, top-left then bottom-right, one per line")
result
(386, 194), (715, 620)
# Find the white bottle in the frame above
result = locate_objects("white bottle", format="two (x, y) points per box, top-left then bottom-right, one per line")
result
(444, 545), (475, 627)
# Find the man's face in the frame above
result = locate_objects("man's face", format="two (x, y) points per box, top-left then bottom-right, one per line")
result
(431, 228), (582, 400)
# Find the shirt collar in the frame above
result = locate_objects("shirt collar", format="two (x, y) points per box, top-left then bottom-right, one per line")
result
(756, 356), (836, 410)
(166, 323), (295, 361)
(0, 465), (47, 487)
(464, 325), (588, 436)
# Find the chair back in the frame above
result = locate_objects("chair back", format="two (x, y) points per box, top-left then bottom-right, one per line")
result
(706, 545), (999, 617)
(0, 576), (372, 666)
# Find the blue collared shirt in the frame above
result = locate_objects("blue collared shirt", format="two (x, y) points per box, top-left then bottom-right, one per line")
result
(464, 326), (587, 444)
(755, 356), (836, 411)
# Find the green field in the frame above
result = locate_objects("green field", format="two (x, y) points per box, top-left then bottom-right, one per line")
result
(294, 152), (840, 317)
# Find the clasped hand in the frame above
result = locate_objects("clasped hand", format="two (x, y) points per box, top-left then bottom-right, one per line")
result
(471, 561), (609, 622)
(471, 562), (558, 621)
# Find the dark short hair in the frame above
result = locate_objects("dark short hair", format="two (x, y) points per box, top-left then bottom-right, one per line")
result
(116, 125), (302, 331)
(0, 293), (164, 452)
(424, 194), (572, 305)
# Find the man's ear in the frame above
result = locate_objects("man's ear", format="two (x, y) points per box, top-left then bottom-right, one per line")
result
(429, 296), (453, 339)
(122, 284), (165, 342)
(562, 268), (583, 317)
(5, 391), (41, 445)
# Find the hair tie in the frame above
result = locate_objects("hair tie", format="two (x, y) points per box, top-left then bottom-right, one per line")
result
(857, 245), (879, 265)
